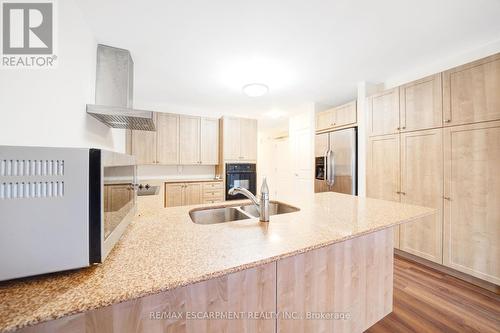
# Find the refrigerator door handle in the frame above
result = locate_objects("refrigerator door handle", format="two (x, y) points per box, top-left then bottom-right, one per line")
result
(324, 149), (329, 184)
(326, 149), (335, 186)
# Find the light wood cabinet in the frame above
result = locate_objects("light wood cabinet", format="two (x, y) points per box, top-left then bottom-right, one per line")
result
(156, 113), (179, 164)
(443, 121), (500, 285)
(400, 129), (443, 263)
(165, 181), (223, 207)
(315, 108), (335, 131)
(443, 53), (500, 126)
(315, 100), (356, 132)
(179, 115), (201, 165)
(131, 130), (157, 164)
(368, 88), (400, 136)
(222, 117), (258, 161)
(400, 74), (443, 132)
(200, 117), (219, 165)
(367, 134), (401, 248)
(164, 183), (184, 207)
(131, 113), (219, 166)
(183, 183), (202, 205)
(277, 228), (393, 333)
(239, 118), (258, 161)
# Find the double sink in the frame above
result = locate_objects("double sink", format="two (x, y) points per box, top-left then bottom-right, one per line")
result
(189, 201), (300, 224)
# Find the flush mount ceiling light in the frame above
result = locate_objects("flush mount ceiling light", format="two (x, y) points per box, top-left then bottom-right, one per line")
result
(242, 83), (269, 97)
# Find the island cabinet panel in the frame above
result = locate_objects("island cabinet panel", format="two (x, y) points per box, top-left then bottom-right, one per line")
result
(399, 129), (444, 264)
(18, 263), (277, 333)
(443, 121), (500, 285)
(443, 53), (500, 127)
(367, 88), (400, 136)
(367, 134), (401, 248)
(276, 228), (394, 333)
(399, 73), (442, 132)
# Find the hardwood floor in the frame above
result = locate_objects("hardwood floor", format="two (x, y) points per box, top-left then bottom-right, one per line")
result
(366, 256), (500, 333)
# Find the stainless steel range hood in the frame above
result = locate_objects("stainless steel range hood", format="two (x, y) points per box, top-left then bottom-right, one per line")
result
(86, 44), (156, 131)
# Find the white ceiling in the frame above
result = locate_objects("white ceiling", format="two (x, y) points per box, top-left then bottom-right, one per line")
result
(76, 0), (500, 119)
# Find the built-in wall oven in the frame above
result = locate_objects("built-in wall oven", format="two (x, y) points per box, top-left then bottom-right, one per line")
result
(0, 146), (137, 281)
(225, 163), (256, 200)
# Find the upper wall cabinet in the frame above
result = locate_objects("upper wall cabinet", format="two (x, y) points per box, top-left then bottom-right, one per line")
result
(200, 118), (219, 165)
(179, 115), (201, 165)
(222, 117), (258, 162)
(316, 101), (356, 132)
(131, 113), (158, 164)
(156, 113), (179, 164)
(131, 113), (219, 166)
(367, 88), (400, 136)
(443, 53), (500, 126)
(400, 74), (443, 132)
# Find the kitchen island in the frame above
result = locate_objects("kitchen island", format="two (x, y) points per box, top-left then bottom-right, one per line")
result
(0, 192), (434, 333)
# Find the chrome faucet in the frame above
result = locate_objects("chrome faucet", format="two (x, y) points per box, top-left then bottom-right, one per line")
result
(228, 177), (270, 222)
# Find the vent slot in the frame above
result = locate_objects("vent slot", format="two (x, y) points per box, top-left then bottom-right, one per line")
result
(0, 181), (65, 199)
(0, 159), (64, 177)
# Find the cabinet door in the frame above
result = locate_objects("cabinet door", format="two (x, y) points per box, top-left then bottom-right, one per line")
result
(443, 54), (500, 126)
(179, 116), (201, 165)
(157, 113), (179, 165)
(334, 101), (357, 127)
(316, 109), (335, 131)
(368, 88), (400, 136)
(131, 129), (157, 164)
(108, 185), (132, 212)
(223, 117), (241, 160)
(164, 183), (184, 207)
(443, 121), (500, 285)
(400, 129), (443, 263)
(400, 74), (442, 132)
(367, 134), (401, 248)
(184, 183), (202, 205)
(239, 118), (258, 161)
(200, 117), (219, 165)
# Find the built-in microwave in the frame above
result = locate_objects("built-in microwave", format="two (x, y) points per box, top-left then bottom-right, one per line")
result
(0, 146), (137, 281)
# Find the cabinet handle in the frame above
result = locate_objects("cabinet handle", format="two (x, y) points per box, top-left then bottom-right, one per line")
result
(445, 119), (451, 123)
(401, 126), (406, 130)
(396, 191), (406, 195)
(444, 196), (451, 201)
(397, 127), (401, 131)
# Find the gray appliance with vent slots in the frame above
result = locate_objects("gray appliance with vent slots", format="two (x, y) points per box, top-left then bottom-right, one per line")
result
(0, 146), (137, 281)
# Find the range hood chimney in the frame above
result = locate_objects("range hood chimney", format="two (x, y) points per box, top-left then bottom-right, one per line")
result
(86, 44), (156, 131)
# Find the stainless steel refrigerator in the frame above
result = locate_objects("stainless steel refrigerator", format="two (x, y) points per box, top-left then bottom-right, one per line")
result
(314, 127), (357, 195)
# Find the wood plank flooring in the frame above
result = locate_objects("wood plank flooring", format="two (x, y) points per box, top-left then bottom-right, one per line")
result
(366, 256), (500, 333)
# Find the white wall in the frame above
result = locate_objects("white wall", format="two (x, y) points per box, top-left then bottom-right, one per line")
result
(384, 39), (500, 89)
(0, 0), (126, 152)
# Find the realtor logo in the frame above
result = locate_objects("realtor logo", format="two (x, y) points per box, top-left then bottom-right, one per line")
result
(1, 0), (57, 68)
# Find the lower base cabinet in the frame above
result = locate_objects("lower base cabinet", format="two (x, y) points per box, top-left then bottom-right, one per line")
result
(165, 181), (223, 207)
(18, 229), (393, 333)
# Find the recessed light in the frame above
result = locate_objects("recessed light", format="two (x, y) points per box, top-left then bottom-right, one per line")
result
(242, 83), (269, 97)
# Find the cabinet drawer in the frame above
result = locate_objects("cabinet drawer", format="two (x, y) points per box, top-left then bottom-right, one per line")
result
(203, 189), (224, 199)
(203, 198), (224, 204)
(202, 182), (223, 191)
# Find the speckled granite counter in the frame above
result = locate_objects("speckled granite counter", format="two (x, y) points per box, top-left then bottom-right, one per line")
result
(0, 192), (434, 332)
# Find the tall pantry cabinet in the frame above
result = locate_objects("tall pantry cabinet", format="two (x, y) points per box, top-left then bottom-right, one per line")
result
(367, 53), (499, 285)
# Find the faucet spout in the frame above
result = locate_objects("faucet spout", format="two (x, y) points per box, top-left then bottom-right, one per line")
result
(228, 177), (270, 222)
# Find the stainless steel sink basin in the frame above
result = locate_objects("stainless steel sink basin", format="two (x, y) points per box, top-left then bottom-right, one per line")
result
(189, 201), (300, 224)
(189, 206), (251, 224)
(240, 201), (300, 217)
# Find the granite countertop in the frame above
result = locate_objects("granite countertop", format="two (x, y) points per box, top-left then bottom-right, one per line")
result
(0, 192), (434, 332)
